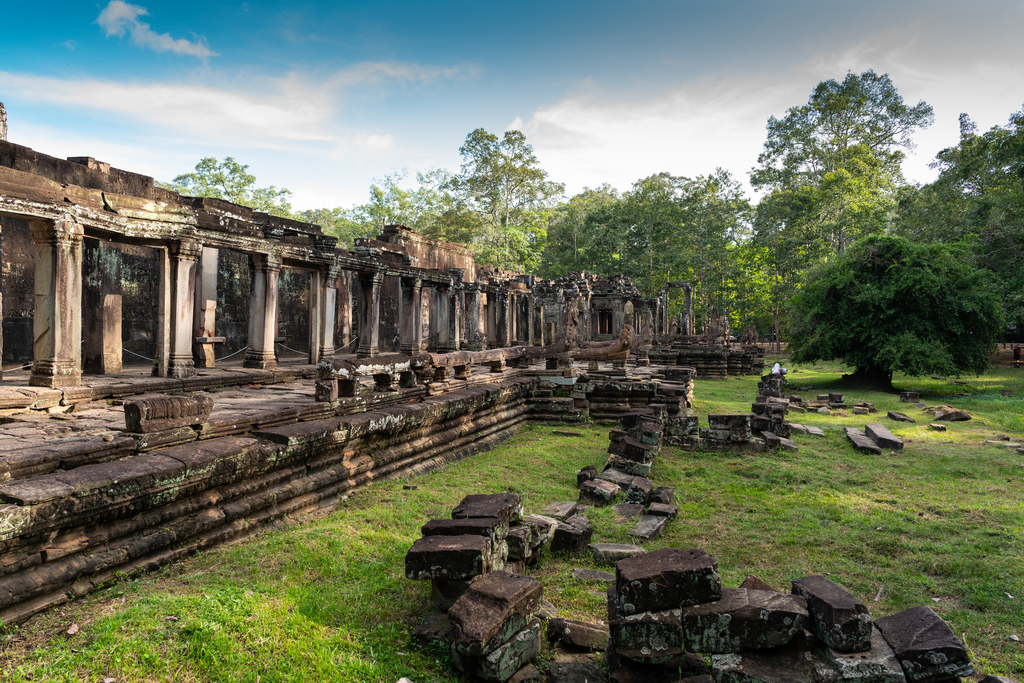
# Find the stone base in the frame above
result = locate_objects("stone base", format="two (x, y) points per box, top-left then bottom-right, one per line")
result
(29, 359), (81, 388)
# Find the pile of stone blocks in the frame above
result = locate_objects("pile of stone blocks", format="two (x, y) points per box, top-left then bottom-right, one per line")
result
(605, 407), (666, 477)
(447, 570), (545, 681)
(603, 548), (974, 683)
(406, 493), (551, 610)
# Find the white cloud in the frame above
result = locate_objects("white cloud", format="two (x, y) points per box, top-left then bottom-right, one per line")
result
(96, 0), (217, 59)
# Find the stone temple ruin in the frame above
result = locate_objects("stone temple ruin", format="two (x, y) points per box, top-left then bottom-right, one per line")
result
(0, 128), (986, 683)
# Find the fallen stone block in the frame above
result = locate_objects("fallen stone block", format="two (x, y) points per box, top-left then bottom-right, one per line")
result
(605, 456), (652, 478)
(613, 503), (646, 520)
(599, 467), (641, 489)
(123, 393), (215, 433)
(631, 515), (667, 540)
(548, 662), (608, 683)
(711, 631), (816, 682)
(649, 486), (675, 505)
(551, 515), (593, 553)
(739, 575), (776, 592)
(864, 424), (904, 450)
(506, 527), (532, 561)
(887, 411), (915, 423)
(788, 423), (808, 435)
(845, 428), (882, 455)
(449, 570), (544, 656)
(543, 501), (579, 520)
(791, 575), (871, 653)
(874, 605), (974, 683)
(805, 425), (825, 437)
(451, 617), (542, 681)
(928, 423), (946, 431)
(608, 436), (657, 462)
(590, 543), (645, 565)
(934, 410), (971, 422)
(411, 611), (454, 649)
(762, 432), (798, 452)
(615, 547), (721, 615)
(608, 588), (684, 663)
(406, 534), (494, 581)
(682, 587), (808, 653)
(547, 617), (610, 651)
(453, 493), (524, 525)
(579, 479), (623, 506)
(815, 623), (906, 683)
(422, 517), (509, 545)
(646, 503), (678, 518)
(572, 568), (614, 583)
(900, 392), (920, 403)
(522, 514), (559, 549)
(432, 578), (475, 611)
(577, 466), (598, 487)
(853, 406), (870, 415)
(625, 477), (653, 505)
(605, 647), (710, 683)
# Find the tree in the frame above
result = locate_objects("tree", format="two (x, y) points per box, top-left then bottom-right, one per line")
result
(542, 184), (620, 276)
(447, 128), (564, 270)
(788, 235), (1004, 388)
(166, 157), (293, 217)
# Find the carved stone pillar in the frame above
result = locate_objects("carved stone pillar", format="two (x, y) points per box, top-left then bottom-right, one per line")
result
(430, 285), (452, 352)
(82, 237), (122, 374)
(683, 284), (694, 336)
(29, 219), (83, 387)
(527, 293), (536, 346)
(464, 284), (483, 351)
(192, 246), (219, 369)
(314, 265), (339, 362)
(244, 253), (281, 370)
(158, 239), (201, 379)
(356, 270), (383, 357)
(400, 277), (423, 355)
(447, 269), (464, 353)
(495, 288), (511, 347)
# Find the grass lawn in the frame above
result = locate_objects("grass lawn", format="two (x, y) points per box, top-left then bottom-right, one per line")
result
(2, 356), (1023, 682)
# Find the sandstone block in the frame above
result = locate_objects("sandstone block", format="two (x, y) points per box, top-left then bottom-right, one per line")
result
(682, 587), (807, 653)
(874, 606), (974, 683)
(506, 527), (531, 561)
(599, 468), (638, 488)
(406, 534), (493, 581)
(452, 493), (524, 525)
(549, 662), (608, 683)
(608, 587), (684, 663)
(590, 543), (645, 565)
(934, 410), (970, 422)
(711, 631), (816, 682)
(449, 570), (544, 656)
(625, 477), (653, 505)
(422, 517), (509, 544)
(631, 515), (667, 540)
(543, 501), (579, 520)
(551, 515), (593, 553)
(646, 503), (678, 518)
(577, 466), (598, 487)
(650, 486), (675, 505)
(815, 623), (906, 683)
(580, 479), (622, 506)
(887, 411), (915, 423)
(451, 617), (542, 681)
(864, 424), (904, 451)
(739, 575), (776, 592)
(547, 617), (610, 651)
(614, 503), (646, 519)
(522, 514), (558, 548)
(845, 428), (882, 455)
(791, 575), (871, 652)
(123, 393), (214, 433)
(615, 547), (721, 615)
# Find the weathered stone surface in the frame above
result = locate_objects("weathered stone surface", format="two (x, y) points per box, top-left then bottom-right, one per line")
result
(631, 515), (667, 540)
(432, 578), (475, 611)
(608, 436), (656, 462)
(615, 547), (721, 615)
(711, 631), (816, 682)
(580, 479), (623, 506)
(978, 677), (1021, 683)
(591, 543), (645, 565)
(508, 664), (545, 683)
(646, 503), (678, 518)
(887, 411), (915, 423)
(543, 501), (579, 519)
(549, 661), (608, 683)
(577, 466), (598, 487)
(864, 424), (904, 451)
(682, 587), (807, 653)
(451, 617), (542, 681)
(605, 647), (710, 683)
(506, 527), (532, 561)
(934, 410), (970, 422)
(846, 427), (882, 455)
(739, 575), (776, 592)
(523, 514), (558, 548)
(405, 534), (493, 581)
(608, 587), (684, 662)
(572, 568), (615, 583)
(123, 393), (214, 433)
(599, 467), (638, 488)
(613, 503), (646, 520)
(452, 493), (524, 524)
(625, 477), (653, 505)
(649, 486), (675, 505)
(762, 431), (798, 451)
(422, 517), (509, 544)
(928, 423), (946, 431)
(815, 623), (906, 683)
(874, 606), (974, 683)
(805, 425), (826, 437)
(792, 575), (872, 653)
(551, 514), (593, 553)
(449, 570), (544, 656)
(900, 392), (920, 403)
(547, 617), (610, 651)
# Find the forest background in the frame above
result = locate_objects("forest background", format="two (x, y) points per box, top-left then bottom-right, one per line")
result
(163, 70), (1024, 347)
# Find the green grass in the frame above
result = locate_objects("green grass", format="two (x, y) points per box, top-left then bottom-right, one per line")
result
(2, 358), (1023, 681)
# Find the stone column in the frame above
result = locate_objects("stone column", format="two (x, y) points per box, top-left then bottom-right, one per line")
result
(356, 270), (383, 357)
(244, 253), (281, 370)
(163, 239), (200, 378)
(314, 266), (339, 362)
(309, 269), (324, 365)
(527, 292), (536, 346)
(448, 269), (464, 353)
(495, 288), (511, 347)
(336, 271), (352, 353)
(29, 219), (83, 387)
(400, 277), (423, 355)
(192, 247), (219, 369)
(683, 284), (694, 336)
(463, 284), (483, 351)
(82, 237), (122, 374)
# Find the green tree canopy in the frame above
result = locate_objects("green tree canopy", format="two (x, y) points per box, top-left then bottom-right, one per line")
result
(166, 157), (294, 217)
(788, 234), (1004, 388)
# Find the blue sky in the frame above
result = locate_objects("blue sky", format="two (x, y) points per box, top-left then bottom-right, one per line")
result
(2, 1), (1022, 211)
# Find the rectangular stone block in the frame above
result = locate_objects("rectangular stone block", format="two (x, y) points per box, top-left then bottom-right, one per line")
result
(608, 586), (684, 663)
(615, 547), (721, 615)
(791, 575), (871, 653)
(451, 617), (541, 681)
(816, 624), (906, 683)
(452, 493), (524, 525)
(874, 606), (974, 683)
(123, 393), (214, 433)
(682, 587), (807, 653)
(449, 570), (544, 656)
(845, 428), (882, 455)
(631, 515), (667, 539)
(711, 631), (816, 683)
(625, 476), (653, 505)
(422, 517), (509, 545)
(864, 424), (904, 450)
(579, 479), (622, 506)
(551, 514), (593, 552)
(522, 515), (558, 549)
(405, 534), (494, 581)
